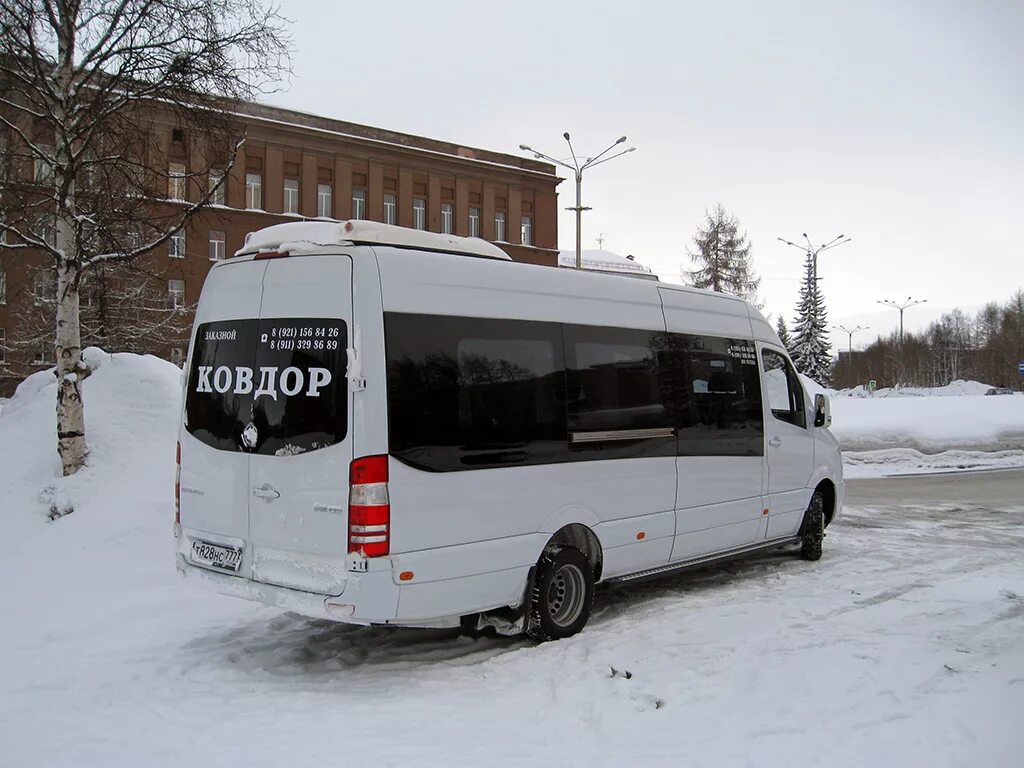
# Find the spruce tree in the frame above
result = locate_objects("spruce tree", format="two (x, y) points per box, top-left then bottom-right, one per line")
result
(685, 204), (761, 305)
(790, 252), (833, 385)
(775, 316), (793, 353)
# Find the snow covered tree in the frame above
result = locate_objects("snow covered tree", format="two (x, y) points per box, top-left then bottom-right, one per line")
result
(0, 0), (290, 477)
(790, 252), (833, 385)
(775, 315), (792, 352)
(684, 204), (761, 305)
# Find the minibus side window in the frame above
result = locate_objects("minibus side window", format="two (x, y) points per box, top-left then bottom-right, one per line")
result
(671, 333), (764, 456)
(761, 348), (806, 428)
(385, 313), (568, 471)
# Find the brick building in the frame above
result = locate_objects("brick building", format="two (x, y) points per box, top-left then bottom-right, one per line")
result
(0, 103), (561, 395)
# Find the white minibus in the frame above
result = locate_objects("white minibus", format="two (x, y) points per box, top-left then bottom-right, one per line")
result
(175, 220), (843, 641)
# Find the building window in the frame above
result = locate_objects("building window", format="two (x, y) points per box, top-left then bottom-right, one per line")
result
(317, 184), (332, 218)
(468, 207), (480, 238)
(33, 271), (55, 305)
(283, 178), (300, 214)
(34, 145), (53, 185)
(169, 229), (185, 258)
(0, 328), (5, 366)
(33, 344), (52, 365)
(246, 173), (262, 210)
(413, 198), (426, 230)
(441, 202), (453, 234)
(383, 193), (396, 225)
(352, 189), (366, 220)
(168, 279), (185, 309)
(209, 170), (225, 206)
(168, 162), (186, 200)
(494, 211), (506, 242)
(0, 268), (5, 304)
(209, 230), (226, 261)
(521, 216), (533, 246)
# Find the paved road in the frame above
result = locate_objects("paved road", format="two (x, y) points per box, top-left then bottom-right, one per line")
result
(845, 468), (1024, 508)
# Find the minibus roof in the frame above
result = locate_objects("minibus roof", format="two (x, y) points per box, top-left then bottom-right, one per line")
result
(235, 220), (513, 261)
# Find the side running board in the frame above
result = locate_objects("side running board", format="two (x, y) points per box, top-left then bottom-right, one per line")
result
(609, 536), (801, 584)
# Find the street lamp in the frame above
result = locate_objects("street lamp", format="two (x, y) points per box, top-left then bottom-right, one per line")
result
(519, 133), (636, 269)
(876, 297), (927, 345)
(777, 233), (852, 282)
(876, 297), (927, 388)
(833, 324), (869, 388)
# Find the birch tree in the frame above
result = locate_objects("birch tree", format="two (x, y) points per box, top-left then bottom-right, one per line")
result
(0, 0), (290, 476)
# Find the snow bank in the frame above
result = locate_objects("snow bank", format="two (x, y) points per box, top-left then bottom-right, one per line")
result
(834, 379), (998, 398)
(0, 348), (181, 545)
(829, 395), (1024, 453)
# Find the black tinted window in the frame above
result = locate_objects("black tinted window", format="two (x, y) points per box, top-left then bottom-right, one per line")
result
(671, 334), (764, 456)
(385, 313), (567, 471)
(185, 318), (348, 455)
(563, 326), (675, 459)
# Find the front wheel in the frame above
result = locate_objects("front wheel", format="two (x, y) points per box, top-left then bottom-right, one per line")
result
(526, 546), (594, 642)
(800, 490), (825, 561)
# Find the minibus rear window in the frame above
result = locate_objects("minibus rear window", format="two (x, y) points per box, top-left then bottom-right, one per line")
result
(184, 318), (348, 455)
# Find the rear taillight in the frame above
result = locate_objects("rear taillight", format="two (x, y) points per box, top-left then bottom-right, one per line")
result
(348, 455), (389, 557)
(174, 441), (181, 525)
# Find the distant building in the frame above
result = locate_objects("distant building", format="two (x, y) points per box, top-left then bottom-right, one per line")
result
(0, 102), (562, 394)
(558, 249), (657, 280)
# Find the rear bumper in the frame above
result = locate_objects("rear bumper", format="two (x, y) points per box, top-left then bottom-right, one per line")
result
(176, 552), (403, 625)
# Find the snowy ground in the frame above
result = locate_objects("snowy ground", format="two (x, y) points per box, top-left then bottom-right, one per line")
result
(2, 357), (1023, 766)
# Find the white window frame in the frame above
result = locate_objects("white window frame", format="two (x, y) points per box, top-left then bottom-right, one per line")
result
(521, 215), (533, 246)
(494, 211), (506, 242)
(33, 344), (51, 365)
(169, 228), (186, 259)
(246, 173), (262, 210)
(441, 202), (453, 234)
(317, 184), (332, 218)
(413, 198), (426, 231)
(352, 189), (366, 220)
(168, 279), (185, 309)
(33, 271), (55, 305)
(209, 170), (225, 206)
(383, 193), (396, 225)
(468, 207), (480, 238)
(283, 178), (300, 214)
(34, 145), (53, 185)
(208, 230), (226, 261)
(168, 162), (186, 201)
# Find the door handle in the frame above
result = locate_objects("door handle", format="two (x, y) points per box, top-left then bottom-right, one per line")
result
(768, 437), (782, 447)
(253, 485), (281, 500)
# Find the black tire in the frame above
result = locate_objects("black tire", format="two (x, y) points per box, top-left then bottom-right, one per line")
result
(526, 546), (594, 642)
(800, 490), (825, 561)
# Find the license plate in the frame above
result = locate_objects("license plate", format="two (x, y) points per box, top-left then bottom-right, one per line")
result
(191, 540), (242, 572)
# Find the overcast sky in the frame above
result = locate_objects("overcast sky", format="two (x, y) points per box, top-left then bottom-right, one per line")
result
(266, 0), (1023, 346)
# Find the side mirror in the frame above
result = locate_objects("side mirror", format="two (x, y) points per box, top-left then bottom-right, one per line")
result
(813, 393), (831, 428)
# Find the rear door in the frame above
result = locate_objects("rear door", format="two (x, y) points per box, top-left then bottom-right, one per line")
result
(247, 255), (354, 595)
(181, 260), (268, 579)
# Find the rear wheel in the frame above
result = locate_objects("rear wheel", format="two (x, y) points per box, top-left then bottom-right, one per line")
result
(526, 546), (594, 642)
(800, 490), (825, 561)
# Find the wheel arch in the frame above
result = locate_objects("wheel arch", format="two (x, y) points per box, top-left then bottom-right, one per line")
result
(543, 523), (604, 583)
(815, 478), (837, 527)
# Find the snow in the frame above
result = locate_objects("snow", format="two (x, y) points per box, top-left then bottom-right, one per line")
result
(2, 353), (1023, 766)
(558, 248), (656, 277)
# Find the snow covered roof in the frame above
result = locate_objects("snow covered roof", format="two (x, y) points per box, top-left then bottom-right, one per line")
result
(236, 220), (512, 261)
(558, 249), (657, 280)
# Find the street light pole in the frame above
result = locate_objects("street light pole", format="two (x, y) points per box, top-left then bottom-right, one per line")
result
(777, 233), (852, 281)
(833, 324), (868, 388)
(876, 297), (927, 387)
(520, 133), (636, 270)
